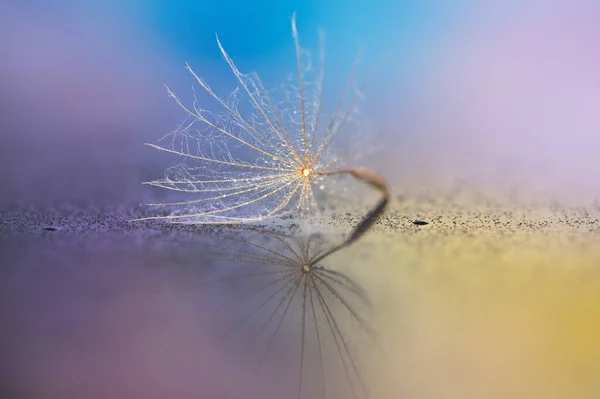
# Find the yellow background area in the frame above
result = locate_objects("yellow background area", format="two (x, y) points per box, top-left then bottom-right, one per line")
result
(334, 198), (600, 399)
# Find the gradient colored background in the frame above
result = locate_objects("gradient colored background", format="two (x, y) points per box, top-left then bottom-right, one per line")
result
(2, 1), (600, 398)
(4, 1), (599, 208)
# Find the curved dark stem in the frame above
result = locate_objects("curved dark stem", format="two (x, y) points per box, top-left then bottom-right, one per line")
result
(312, 167), (389, 264)
(345, 194), (388, 246)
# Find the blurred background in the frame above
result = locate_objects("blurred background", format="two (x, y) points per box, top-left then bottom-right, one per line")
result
(2, 1), (600, 398)
(3, 0), (599, 208)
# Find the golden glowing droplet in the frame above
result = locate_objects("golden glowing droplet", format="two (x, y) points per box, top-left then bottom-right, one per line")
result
(302, 168), (311, 177)
(302, 264), (310, 273)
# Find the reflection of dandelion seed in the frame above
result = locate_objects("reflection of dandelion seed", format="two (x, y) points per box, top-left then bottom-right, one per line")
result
(192, 228), (379, 399)
(136, 14), (387, 224)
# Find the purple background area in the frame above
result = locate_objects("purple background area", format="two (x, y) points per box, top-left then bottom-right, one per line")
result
(0, 2), (171, 208)
(0, 231), (288, 398)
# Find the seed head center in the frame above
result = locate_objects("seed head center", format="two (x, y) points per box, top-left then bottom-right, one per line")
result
(302, 168), (311, 177)
(302, 264), (311, 273)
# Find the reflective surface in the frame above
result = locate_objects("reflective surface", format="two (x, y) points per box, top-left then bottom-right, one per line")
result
(3, 201), (600, 398)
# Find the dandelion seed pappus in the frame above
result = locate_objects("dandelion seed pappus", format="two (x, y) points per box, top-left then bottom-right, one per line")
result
(136, 13), (389, 226)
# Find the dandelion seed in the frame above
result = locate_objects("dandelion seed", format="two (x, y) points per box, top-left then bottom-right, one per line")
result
(135, 13), (390, 225)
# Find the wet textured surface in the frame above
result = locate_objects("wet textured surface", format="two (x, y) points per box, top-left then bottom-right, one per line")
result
(2, 197), (600, 398)
(0, 205), (370, 399)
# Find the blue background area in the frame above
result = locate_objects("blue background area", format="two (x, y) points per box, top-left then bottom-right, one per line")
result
(136, 0), (447, 55)
(117, 0), (459, 94)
